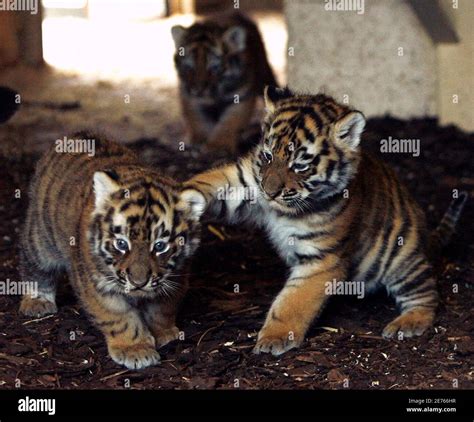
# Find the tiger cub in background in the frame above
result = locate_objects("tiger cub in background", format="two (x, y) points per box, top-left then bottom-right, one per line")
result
(184, 86), (467, 356)
(171, 12), (277, 154)
(19, 135), (205, 369)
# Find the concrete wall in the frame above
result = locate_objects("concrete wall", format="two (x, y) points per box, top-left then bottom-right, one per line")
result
(438, 0), (474, 131)
(285, 0), (473, 131)
(285, 0), (437, 119)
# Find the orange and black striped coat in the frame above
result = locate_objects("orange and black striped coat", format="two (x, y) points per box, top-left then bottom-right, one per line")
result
(172, 12), (276, 153)
(184, 87), (467, 355)
(19, 135), (205, 369)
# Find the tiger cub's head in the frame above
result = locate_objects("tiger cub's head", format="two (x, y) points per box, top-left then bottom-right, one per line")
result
(171, 21), (247, 98)
(88, 167), (205, 299)
(258, 86), (366, 214)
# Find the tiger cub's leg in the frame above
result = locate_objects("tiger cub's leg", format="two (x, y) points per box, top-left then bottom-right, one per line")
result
(73, 274), (160, 369)
(207, 97), (256, 154)
(18, 249), (58, 317)
(103, 314), (161, 370)
(97, 303), (161, 370)
(254, 260), (345, 355)
(143, 301), (181, 348)
(181, 96), (211, 145)
(383, 261), (438, 339)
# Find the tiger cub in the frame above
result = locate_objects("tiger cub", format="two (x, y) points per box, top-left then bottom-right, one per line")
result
(184, 87), (467, 356)
(19, 135), (205, 369)
(171, 12), (277, 154)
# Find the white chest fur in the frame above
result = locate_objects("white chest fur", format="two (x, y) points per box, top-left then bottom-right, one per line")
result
(264, 211), (318, 266)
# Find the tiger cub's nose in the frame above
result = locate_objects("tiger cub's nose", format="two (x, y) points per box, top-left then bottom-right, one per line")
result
(263, 183), (283, 199)
(127, 265), (150, 288)
(262, 175), (285, 199)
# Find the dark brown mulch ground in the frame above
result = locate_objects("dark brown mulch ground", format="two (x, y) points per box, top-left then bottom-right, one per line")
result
(0, 117), (473, 390)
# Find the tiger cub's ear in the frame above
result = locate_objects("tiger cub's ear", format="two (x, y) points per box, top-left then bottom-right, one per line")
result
(178, 189), (206, 221)
(222, 26), (246, 53)
(334, 111), (365, 150)
(263, 86), (294, 114)
(93, 171), (120, 210)
(171, 25), (187, 48)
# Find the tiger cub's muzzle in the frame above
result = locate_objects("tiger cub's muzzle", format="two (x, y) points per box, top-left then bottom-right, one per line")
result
(261, 163), (300, 201)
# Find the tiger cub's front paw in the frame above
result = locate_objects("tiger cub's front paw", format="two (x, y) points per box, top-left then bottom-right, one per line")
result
(19, 296), (57, 317)
(108, 342), (161, 370)
(253, 324), (303, 356)
(154, 325), (180, 348)
(382, 308), (435, 339)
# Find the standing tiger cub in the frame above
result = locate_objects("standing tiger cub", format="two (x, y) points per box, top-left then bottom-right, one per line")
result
(19, 135), (205, 369)
(171, 12), (277, 153)
(184, 87), (467, 355)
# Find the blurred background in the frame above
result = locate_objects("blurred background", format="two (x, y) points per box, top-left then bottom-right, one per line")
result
(0, 0), (472, 155)
(0, 0), (287, 152)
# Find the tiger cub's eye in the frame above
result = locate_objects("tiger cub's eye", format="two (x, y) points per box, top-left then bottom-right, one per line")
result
(208, 62), (220, 73)
(181, 60), (194, 72)
(262, 151), (273, 163)
(293, 163), (310, 173)
(114, 238), (129, 253)
(154, 241), (170, 255)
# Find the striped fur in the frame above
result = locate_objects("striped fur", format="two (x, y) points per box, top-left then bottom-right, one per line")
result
(184, 87), (467, 355)
(19, 135), (205, 369)
(428, 191), (467, 258)
(172, 12), (276, 153)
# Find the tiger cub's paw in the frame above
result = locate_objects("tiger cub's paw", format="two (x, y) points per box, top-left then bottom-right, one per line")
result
(382, 309), (435, 339)
(154, 325), (180, 348)
(108, 343), (161, 370)
(253, 325), (303, 356)
(19, 296), (57, 317)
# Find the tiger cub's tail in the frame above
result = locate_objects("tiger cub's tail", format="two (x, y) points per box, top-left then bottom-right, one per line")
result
(428, 191), (468, 258)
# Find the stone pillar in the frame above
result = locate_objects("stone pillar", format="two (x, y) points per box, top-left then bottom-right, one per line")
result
(437, 0), (474, 131)
(284, 0), (437, 119)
